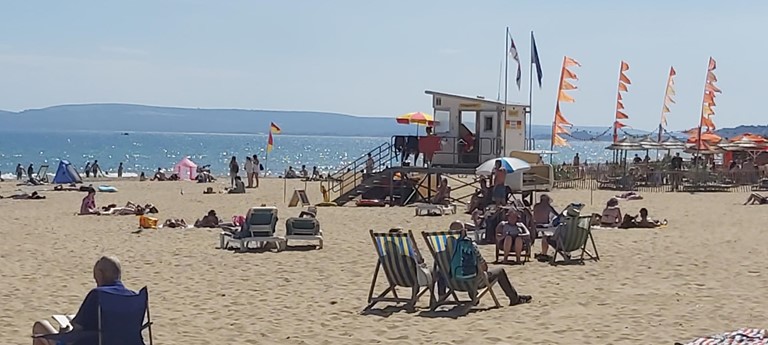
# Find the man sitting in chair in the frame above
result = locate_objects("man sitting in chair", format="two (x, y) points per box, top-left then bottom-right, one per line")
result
(32, 256), (137, 345)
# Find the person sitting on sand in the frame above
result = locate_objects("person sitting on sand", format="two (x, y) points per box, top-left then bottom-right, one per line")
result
(311, 166), (320, 181)
(285, 166), (298, 179)
(194, 210), (221, 228)
(744, 193), (768, 205)
(532, 194), (558, 226)
(636, 208), (666, 228)
(600, 198), (623, 227)
(32, 256), (138, 345)
(79, 189), (98, 215)
(494, 209), (530, 264)
(431, 178), (451, 205)
(300, 165), (309, 179)
(227, 176), (246, 194)
(151, 168), (167, 181)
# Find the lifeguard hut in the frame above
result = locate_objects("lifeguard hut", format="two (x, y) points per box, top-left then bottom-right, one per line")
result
(425, 90), (528, 167)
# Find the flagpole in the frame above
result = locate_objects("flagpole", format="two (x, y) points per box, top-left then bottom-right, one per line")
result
(527, 31), (534, 150)
(502, 27), (509, 158)
(497, 59), (503, 101)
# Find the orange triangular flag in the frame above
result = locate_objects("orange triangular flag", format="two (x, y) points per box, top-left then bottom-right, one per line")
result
(554, 124), (570, 134)
(616, 111), (629, 119)
(702, 104), (715, 116)
(706, 83), (722, 93)
(614, 121), (627, 129)
(708, 57), (717, 71)
(670, 66), (676, 77)
(616, 100), (624, 110)
(704, 92), (717, 106)
(555, 106), (572, 126)
(552, 134), (569, 147)
(662, 105), (671, 113)
(665, 95), (676, 104)
(666, 85), (676, 96)
(561, 80), (577, 90)
(620, 73), (631, 85)
(661, 114), (668, 126)
(617, 92), (623, 101)
(621, 61), (629, 72)
(701, 115), (716, 130)
(564, 56), (581, 67)
(559, 90), (575, 103)
(707, 71), (718, 83)
(562, 67), (578, 80)
(618, 83), (628, 92)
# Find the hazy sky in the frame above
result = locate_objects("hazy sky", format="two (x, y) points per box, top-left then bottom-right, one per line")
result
(0, 1), (764, 130)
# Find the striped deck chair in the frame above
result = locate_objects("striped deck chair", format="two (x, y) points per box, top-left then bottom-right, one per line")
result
(550, 215), (600, 265)
(421, 230), (500, 311)
(363, 230), (434, 312)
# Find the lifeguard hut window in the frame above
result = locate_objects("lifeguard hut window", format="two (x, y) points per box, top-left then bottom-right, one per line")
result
(434, 110), (450, 134)
(483, 116), (493, 132)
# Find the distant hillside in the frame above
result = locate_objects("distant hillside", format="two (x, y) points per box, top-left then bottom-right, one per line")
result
(0, 104), (414, 137)
(716, 125), (768, 139)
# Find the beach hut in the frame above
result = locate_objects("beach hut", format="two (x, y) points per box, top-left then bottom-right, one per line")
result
(174, 157), (198, 180)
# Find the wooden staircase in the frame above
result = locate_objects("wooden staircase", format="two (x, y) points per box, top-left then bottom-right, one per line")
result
(328, 142), (395, 205)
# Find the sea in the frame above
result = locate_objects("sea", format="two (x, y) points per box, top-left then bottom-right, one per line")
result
(0, 130), (612, 179)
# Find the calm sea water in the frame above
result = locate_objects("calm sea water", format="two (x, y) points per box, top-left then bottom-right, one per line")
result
(0, 130), (613, 179)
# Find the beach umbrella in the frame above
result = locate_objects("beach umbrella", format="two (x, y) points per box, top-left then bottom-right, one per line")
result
(396, 112), (435, 126)
(475, 157), (531, 176)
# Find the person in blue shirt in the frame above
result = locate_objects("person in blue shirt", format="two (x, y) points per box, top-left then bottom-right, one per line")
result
(32, 256), (137, 345)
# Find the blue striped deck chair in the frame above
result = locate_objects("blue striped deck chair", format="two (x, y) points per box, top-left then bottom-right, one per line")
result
(363, 230), (434, 312)
(35, 286), (153, 345)
(421, 230), (500, 311)
(550, 215), (600, 265)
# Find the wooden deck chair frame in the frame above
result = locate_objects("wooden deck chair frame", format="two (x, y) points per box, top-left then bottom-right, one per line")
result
(363, 230), (434, 312)
(550, 215), (600, 265)
(421, 230), (501, 311)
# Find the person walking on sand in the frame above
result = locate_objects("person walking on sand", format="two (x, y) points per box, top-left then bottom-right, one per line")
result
(228, 156), (239, 188)
(252, 154), (261, 187)
(16, 164), (24, 180)
(244, 156), (255, 188)
(91, 160), (101, 178)
(117, 162), (124, 178)
(27, 164), (34, 180)
(84, 162), (91, 178)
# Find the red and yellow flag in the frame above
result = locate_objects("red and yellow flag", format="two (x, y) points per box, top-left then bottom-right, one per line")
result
(699, 57), (720, 132)
(270, 122), (281, 134)
(267, 132), (274, 153)
(552, 56), (581, 147)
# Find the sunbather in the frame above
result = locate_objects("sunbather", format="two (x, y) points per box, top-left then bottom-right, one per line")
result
(150, 168), (167, 181)
(494, 209), (530, 264)
(194, 210), (221, 228)
(744, 193), (768, 205)
(635, 208), (666, 228)
(162, 218), (188, 228)
(532, 194), (558, 226)
(600, 198), (623, 227)
(32, 256), (137, 345)
(227, 176), (246, 194)
(431, 178), (451, 205)
(616, 191), (643, 200)
(2, 191), (46, 200)
(79, 189), (98, 215)
(99, 202), (143, 216)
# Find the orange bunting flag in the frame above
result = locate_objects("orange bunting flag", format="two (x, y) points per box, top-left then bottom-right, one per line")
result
(552, 134), (569, 147)
(618, 82), (628, 92)
(616, 111), (629, 119)
(621, 61), (630, 71)
(562, 68), (578, 80)
(706, 83), (722, 93)
(708, 57), (717, 71)
(661, 114), (668, 127)
(614, 121), (627, 129)
(670, 66), (677, 76)
(564, 56), (581, 67)
(666, 85), (676, 96)
(704, 93), (717, 106)
(707, 71), (718, 83)
(554, 124), (571, 135)
(617, 92), (623, 101)
(558, 90), (575, 103)
(660, 66), (676, 129)
(561, 80), (577, 90)
(616, 100), (624, 110)
(620, 73), (631, 85)
(701, 115), (716, 130)
(662, 105), (671, 113)
(665, 95), (676, 104)
(703, 104), (715, 116)
(555, 107), (572, 126)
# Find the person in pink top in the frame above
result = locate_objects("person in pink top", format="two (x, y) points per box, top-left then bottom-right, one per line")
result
(80, 189), (98, 215)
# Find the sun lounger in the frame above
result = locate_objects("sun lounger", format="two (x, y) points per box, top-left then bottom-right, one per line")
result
(549, 215), (599, 265)
(414, 203), (456, 216)
(219, 206), (286, 252)
(36, 287), (153, 345)
(421, 230), (501, 311)
(285, 217), (323, 249)
(363, 230), (434, 312)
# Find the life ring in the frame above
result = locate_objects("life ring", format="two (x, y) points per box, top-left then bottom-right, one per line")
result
(356, 199), (386, 207)
(315, 202), (338, 207)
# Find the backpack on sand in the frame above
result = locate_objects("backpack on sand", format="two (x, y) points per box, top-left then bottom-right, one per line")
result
(450, 236), (478, 281)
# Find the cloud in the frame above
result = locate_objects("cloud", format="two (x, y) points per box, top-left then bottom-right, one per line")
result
(100, 45), (149, 56)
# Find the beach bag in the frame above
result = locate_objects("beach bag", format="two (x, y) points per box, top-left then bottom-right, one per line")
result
(259, 163), (264, 171)
(139, 215), (158, 229)
(232, 215), (245, 226)
(450, 236), (477, 281)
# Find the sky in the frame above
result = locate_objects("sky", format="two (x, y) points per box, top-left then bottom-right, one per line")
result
(0, 0), (765, 131)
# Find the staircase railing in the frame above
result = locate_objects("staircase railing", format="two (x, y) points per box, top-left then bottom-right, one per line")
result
(328, 141), (393, 195)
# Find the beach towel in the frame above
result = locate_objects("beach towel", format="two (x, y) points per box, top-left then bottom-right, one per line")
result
(676, 328), (768, 345)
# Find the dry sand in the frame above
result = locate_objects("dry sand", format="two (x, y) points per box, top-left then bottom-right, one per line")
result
(1, 178), (766, 344)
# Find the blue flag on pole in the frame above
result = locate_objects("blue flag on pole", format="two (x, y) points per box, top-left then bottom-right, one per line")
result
(531, 31), (543, 88)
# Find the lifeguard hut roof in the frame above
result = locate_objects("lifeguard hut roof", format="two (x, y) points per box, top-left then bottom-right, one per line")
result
(425, 90), (529, 108)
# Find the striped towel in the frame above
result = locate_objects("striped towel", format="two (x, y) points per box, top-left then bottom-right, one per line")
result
(677, 329), (768, 345)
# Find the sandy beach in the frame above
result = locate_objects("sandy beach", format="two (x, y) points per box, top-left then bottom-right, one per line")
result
(1, 178), (767, 344)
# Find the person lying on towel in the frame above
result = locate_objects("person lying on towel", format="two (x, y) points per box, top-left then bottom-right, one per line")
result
(744, 193), (768, 205)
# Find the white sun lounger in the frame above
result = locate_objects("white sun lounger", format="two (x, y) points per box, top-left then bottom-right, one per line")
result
(414, 203), (457, 216)
(285, 217), (323, 249)
(219, 206), (286, 252)
(51, 314), (75, 330)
